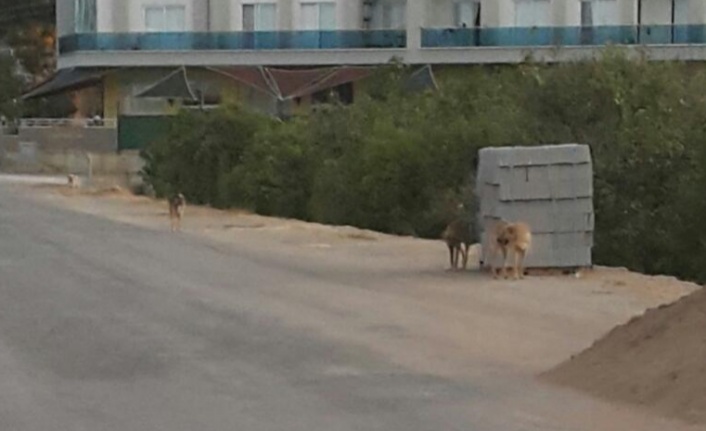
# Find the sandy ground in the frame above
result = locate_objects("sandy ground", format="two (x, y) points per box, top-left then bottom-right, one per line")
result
(19, 182), (706, 430)
(544, 286), (706, 425)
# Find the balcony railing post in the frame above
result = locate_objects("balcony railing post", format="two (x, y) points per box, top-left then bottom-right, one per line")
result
(406, 0), (425, 55)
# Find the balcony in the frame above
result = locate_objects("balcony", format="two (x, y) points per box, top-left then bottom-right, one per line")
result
(422, 25), (706, 48)
(59, 30), (407, 54)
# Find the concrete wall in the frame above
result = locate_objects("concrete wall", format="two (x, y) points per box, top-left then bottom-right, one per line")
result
(641, 0), (671, 25)
(687, 0), (706, 24)
(0, 126), (118, 156)
(425, 0), (454, 27)
(56, 0), (76, 36)
(211, 0), (232, 31)
(0, 147), (145, 189)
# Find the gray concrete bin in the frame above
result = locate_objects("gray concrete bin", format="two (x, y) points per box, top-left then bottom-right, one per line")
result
(475, 144), (594, 271)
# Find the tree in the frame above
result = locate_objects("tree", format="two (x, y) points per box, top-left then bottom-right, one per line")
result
(0, 53), (23, 120)
(0, 1), (55, 35)
(0, 0), (56, 84)
(6, 22), (56, 84)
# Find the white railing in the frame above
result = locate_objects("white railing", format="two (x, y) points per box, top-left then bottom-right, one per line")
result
(16, 118), (117, 129)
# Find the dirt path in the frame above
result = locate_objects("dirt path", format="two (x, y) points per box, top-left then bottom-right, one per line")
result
(23, 183), (704, 430)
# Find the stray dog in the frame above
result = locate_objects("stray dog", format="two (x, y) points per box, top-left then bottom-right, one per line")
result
(442, 218), (473, 271)
(168, 193), (186, 232)
(67, 174), (79, 188)
(490, 220), (532, 280)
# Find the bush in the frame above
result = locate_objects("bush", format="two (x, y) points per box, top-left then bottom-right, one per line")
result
(225, 118), (315, 219)
(143, 50), (706, 283)
(142, 102), (275, 207)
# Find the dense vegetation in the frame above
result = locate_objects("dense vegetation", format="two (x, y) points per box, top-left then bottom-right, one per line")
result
(142, 49), (706, 283)
(0, 0), (58, 119)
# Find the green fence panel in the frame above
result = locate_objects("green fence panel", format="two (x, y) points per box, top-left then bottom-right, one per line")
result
(118, 115), (171, 151)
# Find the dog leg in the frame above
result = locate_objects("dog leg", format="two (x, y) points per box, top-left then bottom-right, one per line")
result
(512, 249), (521, 280)
(491, 245), (499, 279)
(461, 243), (469, 270)
(446, 244), (455, 271)
(516, 249), (526, 279)
(501, 247), (509, 279)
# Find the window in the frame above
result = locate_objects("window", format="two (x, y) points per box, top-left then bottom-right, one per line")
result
(454, 1), (481, 27)
(514, 0), (551, 27)
(300, 2), (336, 30)
(242, 3), (277, 31)
(75, 0), (97, 33)
(382, 1), (406, 29)
(580, 0), (619, 26)
(369, 0), (405, 29)
(144, 5), (186, 32)
(673, 0), (690, 25)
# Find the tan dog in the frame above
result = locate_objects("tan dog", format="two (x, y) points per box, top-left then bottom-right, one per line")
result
(168, 193), (186, 232)
(442, 218), (473, 271)
(490, 220), (532, 280)
(67, 174), (79, 188)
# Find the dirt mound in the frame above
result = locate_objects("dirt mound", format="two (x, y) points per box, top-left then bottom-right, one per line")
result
(542, 286), (706, 425)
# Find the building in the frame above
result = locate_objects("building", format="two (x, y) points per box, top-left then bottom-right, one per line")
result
(18, 0), (706, 150)
(56, 0), (706, 69)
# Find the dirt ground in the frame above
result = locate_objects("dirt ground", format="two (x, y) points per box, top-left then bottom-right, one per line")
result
(23, 183), (706, 429)
(543, 285), (706, 425)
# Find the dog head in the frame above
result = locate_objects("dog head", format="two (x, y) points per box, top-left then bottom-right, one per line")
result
(496, 235), (510, 246)
(171, 193), (185, 203)
(495, 223), (517, 247)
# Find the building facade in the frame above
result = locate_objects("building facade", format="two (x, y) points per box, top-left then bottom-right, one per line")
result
(57, 0), (706, 69)
(21, 0), (706, 140)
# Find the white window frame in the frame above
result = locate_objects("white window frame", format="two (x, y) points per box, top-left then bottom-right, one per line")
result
(298, 2), (337, 30)
(580, 0), (619, 27)
(242, 2), (278, 31)
(143, 4), (187, 32)
(453, 0), (480, 28)
(673, 0), (690, 25)
(370, 0), (406, 30)
(75, 0), (98, 33)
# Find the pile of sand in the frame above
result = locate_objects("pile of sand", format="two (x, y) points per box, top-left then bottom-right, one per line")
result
(542, 286), (706, 425)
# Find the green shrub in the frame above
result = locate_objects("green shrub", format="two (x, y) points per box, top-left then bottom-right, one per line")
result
(142, 102), (275, 207)
(225, 118), (315, 219)
(143, 51), (706, 283)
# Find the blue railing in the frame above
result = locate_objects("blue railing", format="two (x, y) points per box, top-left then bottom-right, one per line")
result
(422, 25), (706, 48)
(59, 30), (407, 53)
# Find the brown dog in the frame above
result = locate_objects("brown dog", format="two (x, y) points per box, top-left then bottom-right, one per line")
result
(490, 220), (532, 280)
(67, 174), (79, 188)
(442, 218), (473, 271)
(168, 193), (186, 232)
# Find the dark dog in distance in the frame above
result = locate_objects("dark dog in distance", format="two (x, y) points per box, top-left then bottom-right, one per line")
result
(168, 193), (186, 232)
(441, 203), (475, 271)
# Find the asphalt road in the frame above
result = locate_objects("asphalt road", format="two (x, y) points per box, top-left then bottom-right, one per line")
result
(0, 183), (700, 431)
(0, 183), (485, 431)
